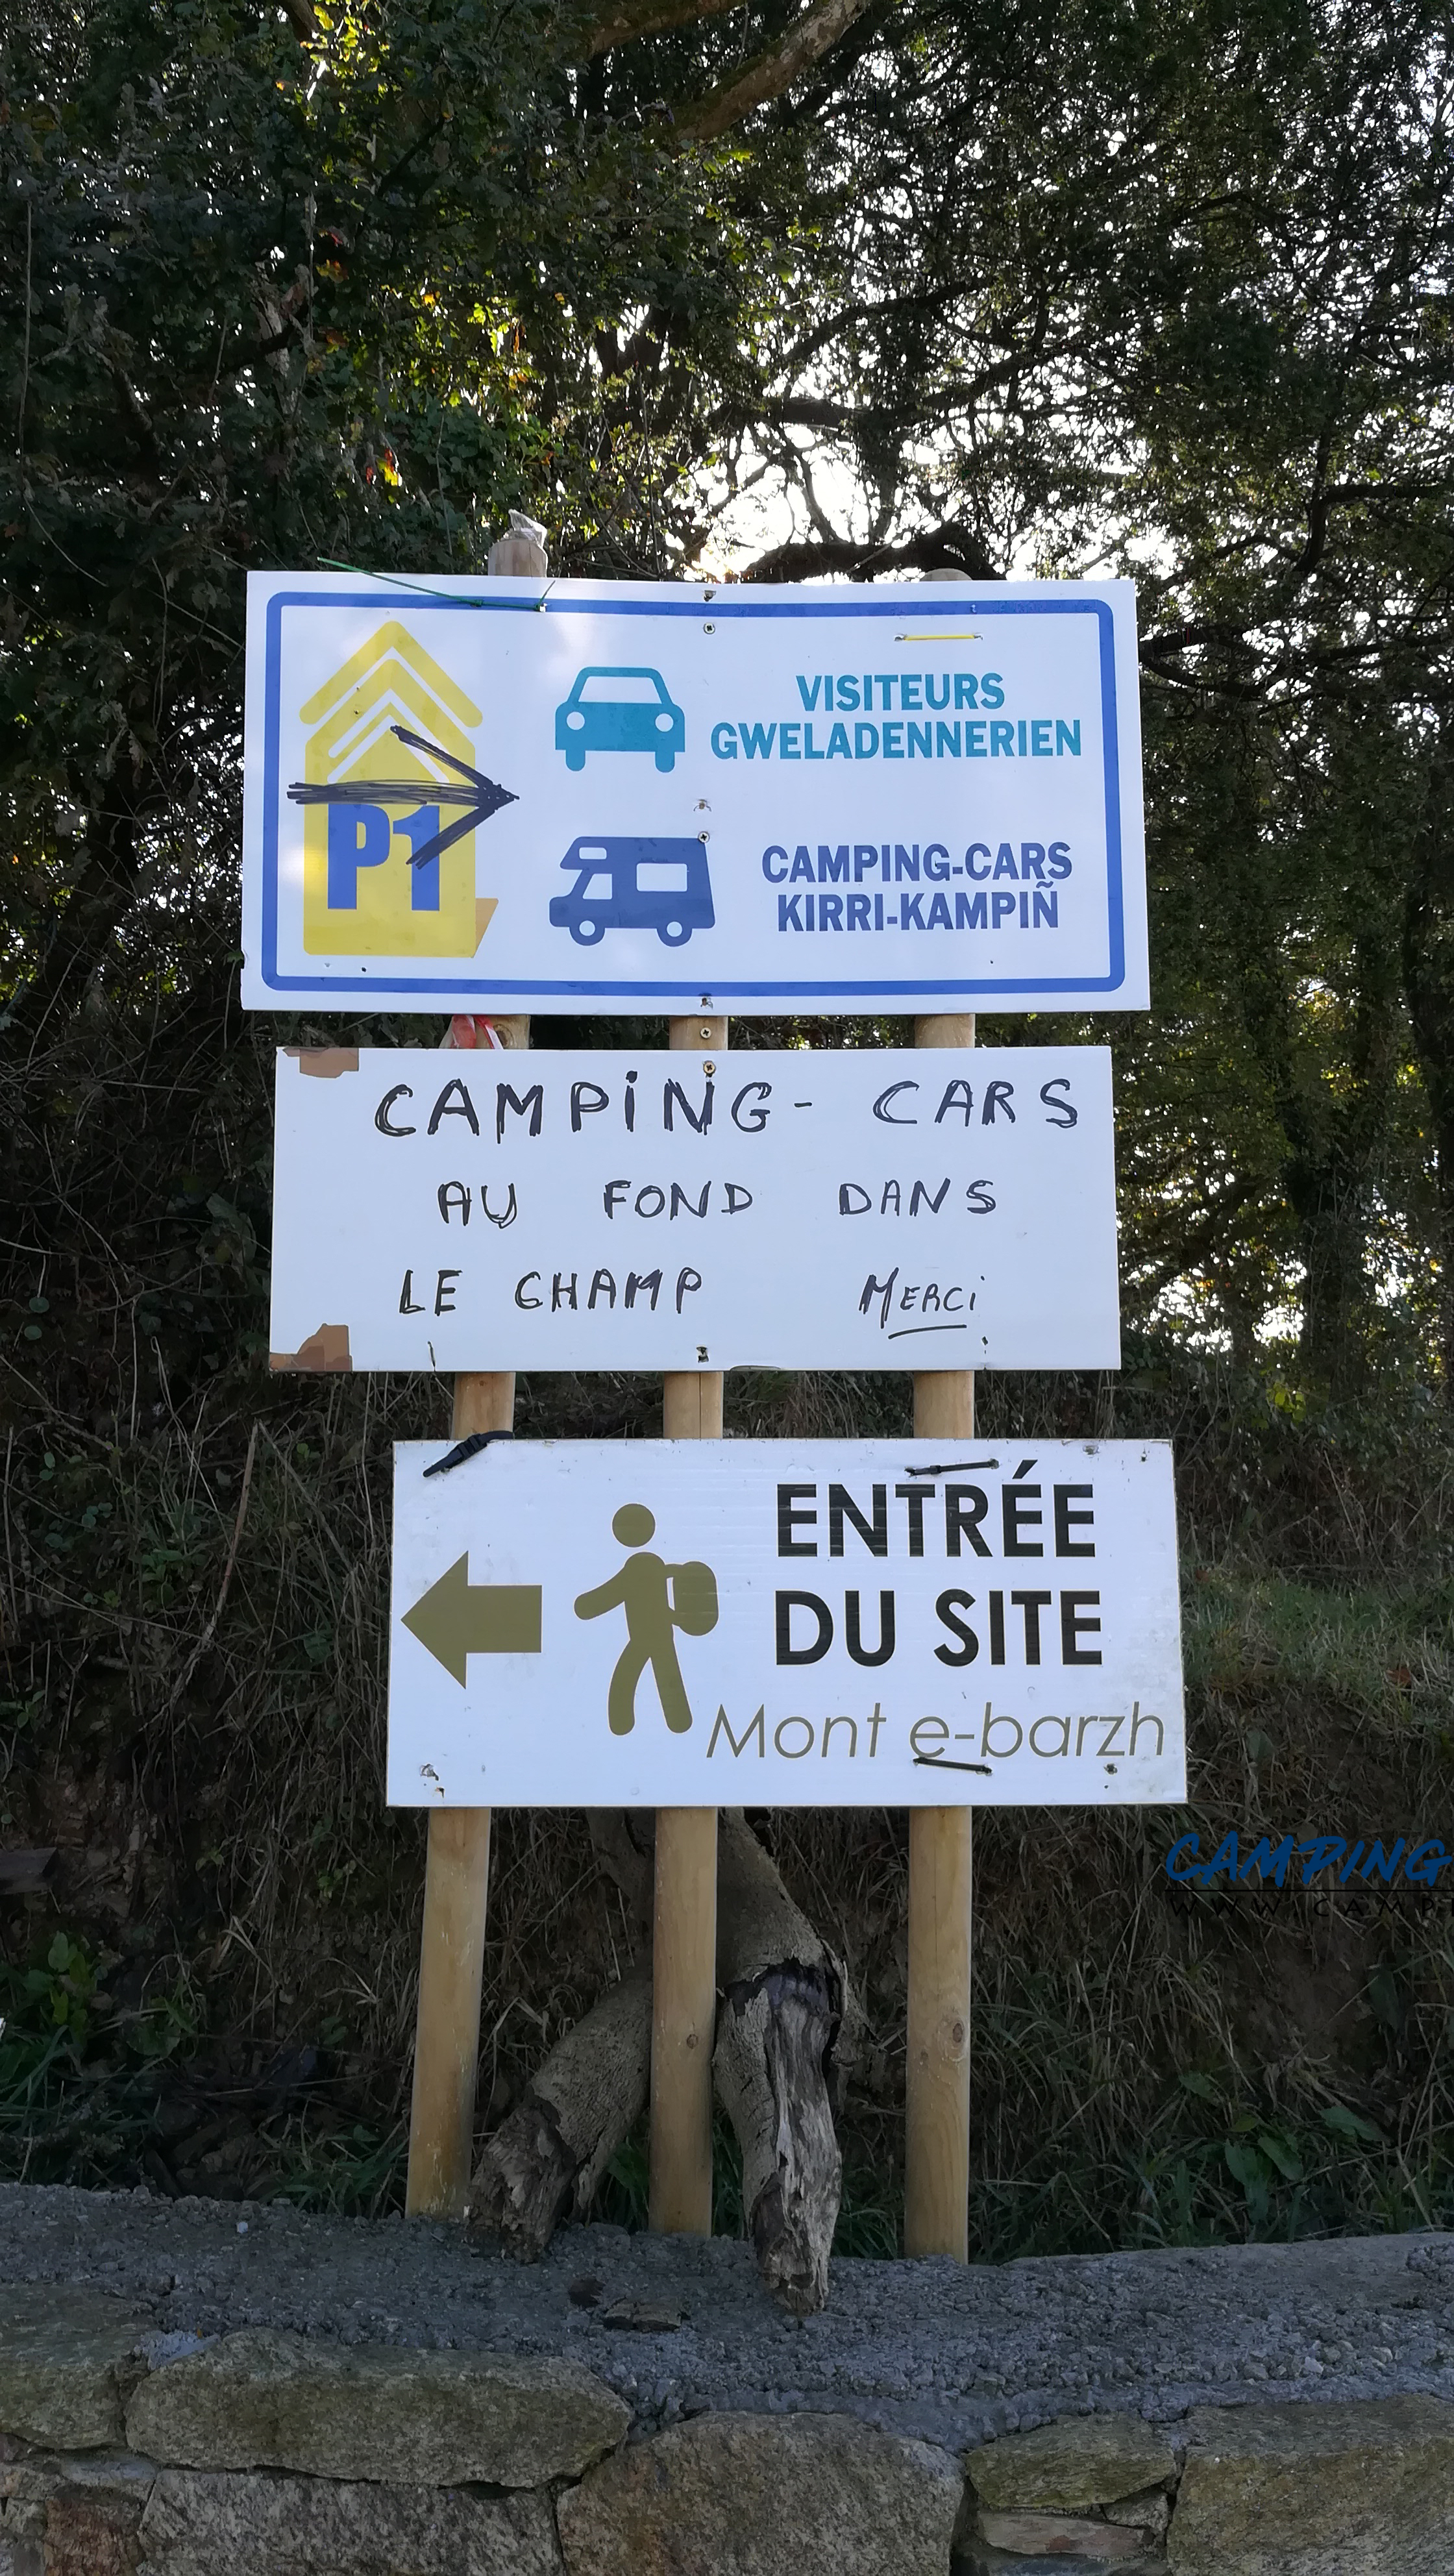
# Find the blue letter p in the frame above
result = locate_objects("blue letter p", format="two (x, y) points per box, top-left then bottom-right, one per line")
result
(327, 802), (392, 909)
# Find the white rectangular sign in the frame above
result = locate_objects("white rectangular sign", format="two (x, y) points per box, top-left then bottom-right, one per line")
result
(270, 1045), (1120, 1374)
(242, 573), (1148, 1015)
(387, 1439), (1185, 1807)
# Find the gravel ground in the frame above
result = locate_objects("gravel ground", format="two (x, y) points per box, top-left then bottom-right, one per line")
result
(6, 2185), (1454, 2450)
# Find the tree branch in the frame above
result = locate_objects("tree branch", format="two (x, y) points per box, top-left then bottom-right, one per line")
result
(743, 521), (1000, 582)
(580, 0), (743, 55)
(673, 0), (880, 141)
(1121, 1179), (1263, 1307)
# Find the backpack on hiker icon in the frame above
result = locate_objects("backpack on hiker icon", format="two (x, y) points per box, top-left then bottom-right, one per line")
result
(669, 1561), (718, 1636)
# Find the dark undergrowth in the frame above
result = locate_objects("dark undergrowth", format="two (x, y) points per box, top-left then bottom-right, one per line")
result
(3, 982), (1453, 2261)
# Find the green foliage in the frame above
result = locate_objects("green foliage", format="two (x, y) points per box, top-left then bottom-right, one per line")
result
(0, 1925), (195, 2181)
(1183, 1568), (1454, 1726)
(1127, 2088), (1446, 2250)
(0, 1916), (401, 2212)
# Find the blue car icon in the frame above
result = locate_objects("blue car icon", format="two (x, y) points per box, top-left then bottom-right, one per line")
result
(555, 668), (685, 773)
(548, 837), (715, 947)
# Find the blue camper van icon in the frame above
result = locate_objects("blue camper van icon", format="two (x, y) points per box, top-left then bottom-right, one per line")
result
(548, 837), (715, 947)
(555, 669), (685, 772)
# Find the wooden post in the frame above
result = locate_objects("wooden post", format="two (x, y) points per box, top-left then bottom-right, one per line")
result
(905, 1009), (975, 2260)
(404, 1282), (520, 2217)
(404, 514), (546, 2220)
(648, 1010), (727, 2234)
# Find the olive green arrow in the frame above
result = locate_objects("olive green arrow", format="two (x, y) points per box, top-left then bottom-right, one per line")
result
(402, 1554), (542, 1685)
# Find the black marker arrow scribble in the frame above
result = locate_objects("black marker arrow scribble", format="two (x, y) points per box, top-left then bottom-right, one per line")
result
(287, 725), (517, 870)
(903, 1459), (999, 1476)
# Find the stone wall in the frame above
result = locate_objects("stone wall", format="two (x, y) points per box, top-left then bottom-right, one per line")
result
(3, 2286), (1453, 2575)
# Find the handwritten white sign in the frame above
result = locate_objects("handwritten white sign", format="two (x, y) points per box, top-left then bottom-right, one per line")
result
(387, 1438), (1185, 1807)
(241, 574), (1148, 1015)
(269, 1045), (1120, 1374)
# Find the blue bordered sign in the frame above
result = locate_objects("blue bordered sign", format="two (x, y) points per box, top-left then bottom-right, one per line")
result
(241, 575), (1149, 1015)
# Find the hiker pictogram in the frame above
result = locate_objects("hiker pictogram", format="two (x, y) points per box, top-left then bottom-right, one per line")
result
(573, 1503), (719, 1736)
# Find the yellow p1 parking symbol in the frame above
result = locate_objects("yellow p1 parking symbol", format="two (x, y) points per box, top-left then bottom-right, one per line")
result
(291, 623), (515, 958)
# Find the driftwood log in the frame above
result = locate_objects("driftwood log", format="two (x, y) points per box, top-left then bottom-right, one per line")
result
(713, 1809), (862, 2314)
(467, 1963), (652, 2256)
(469, 1809), (863, 2313)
